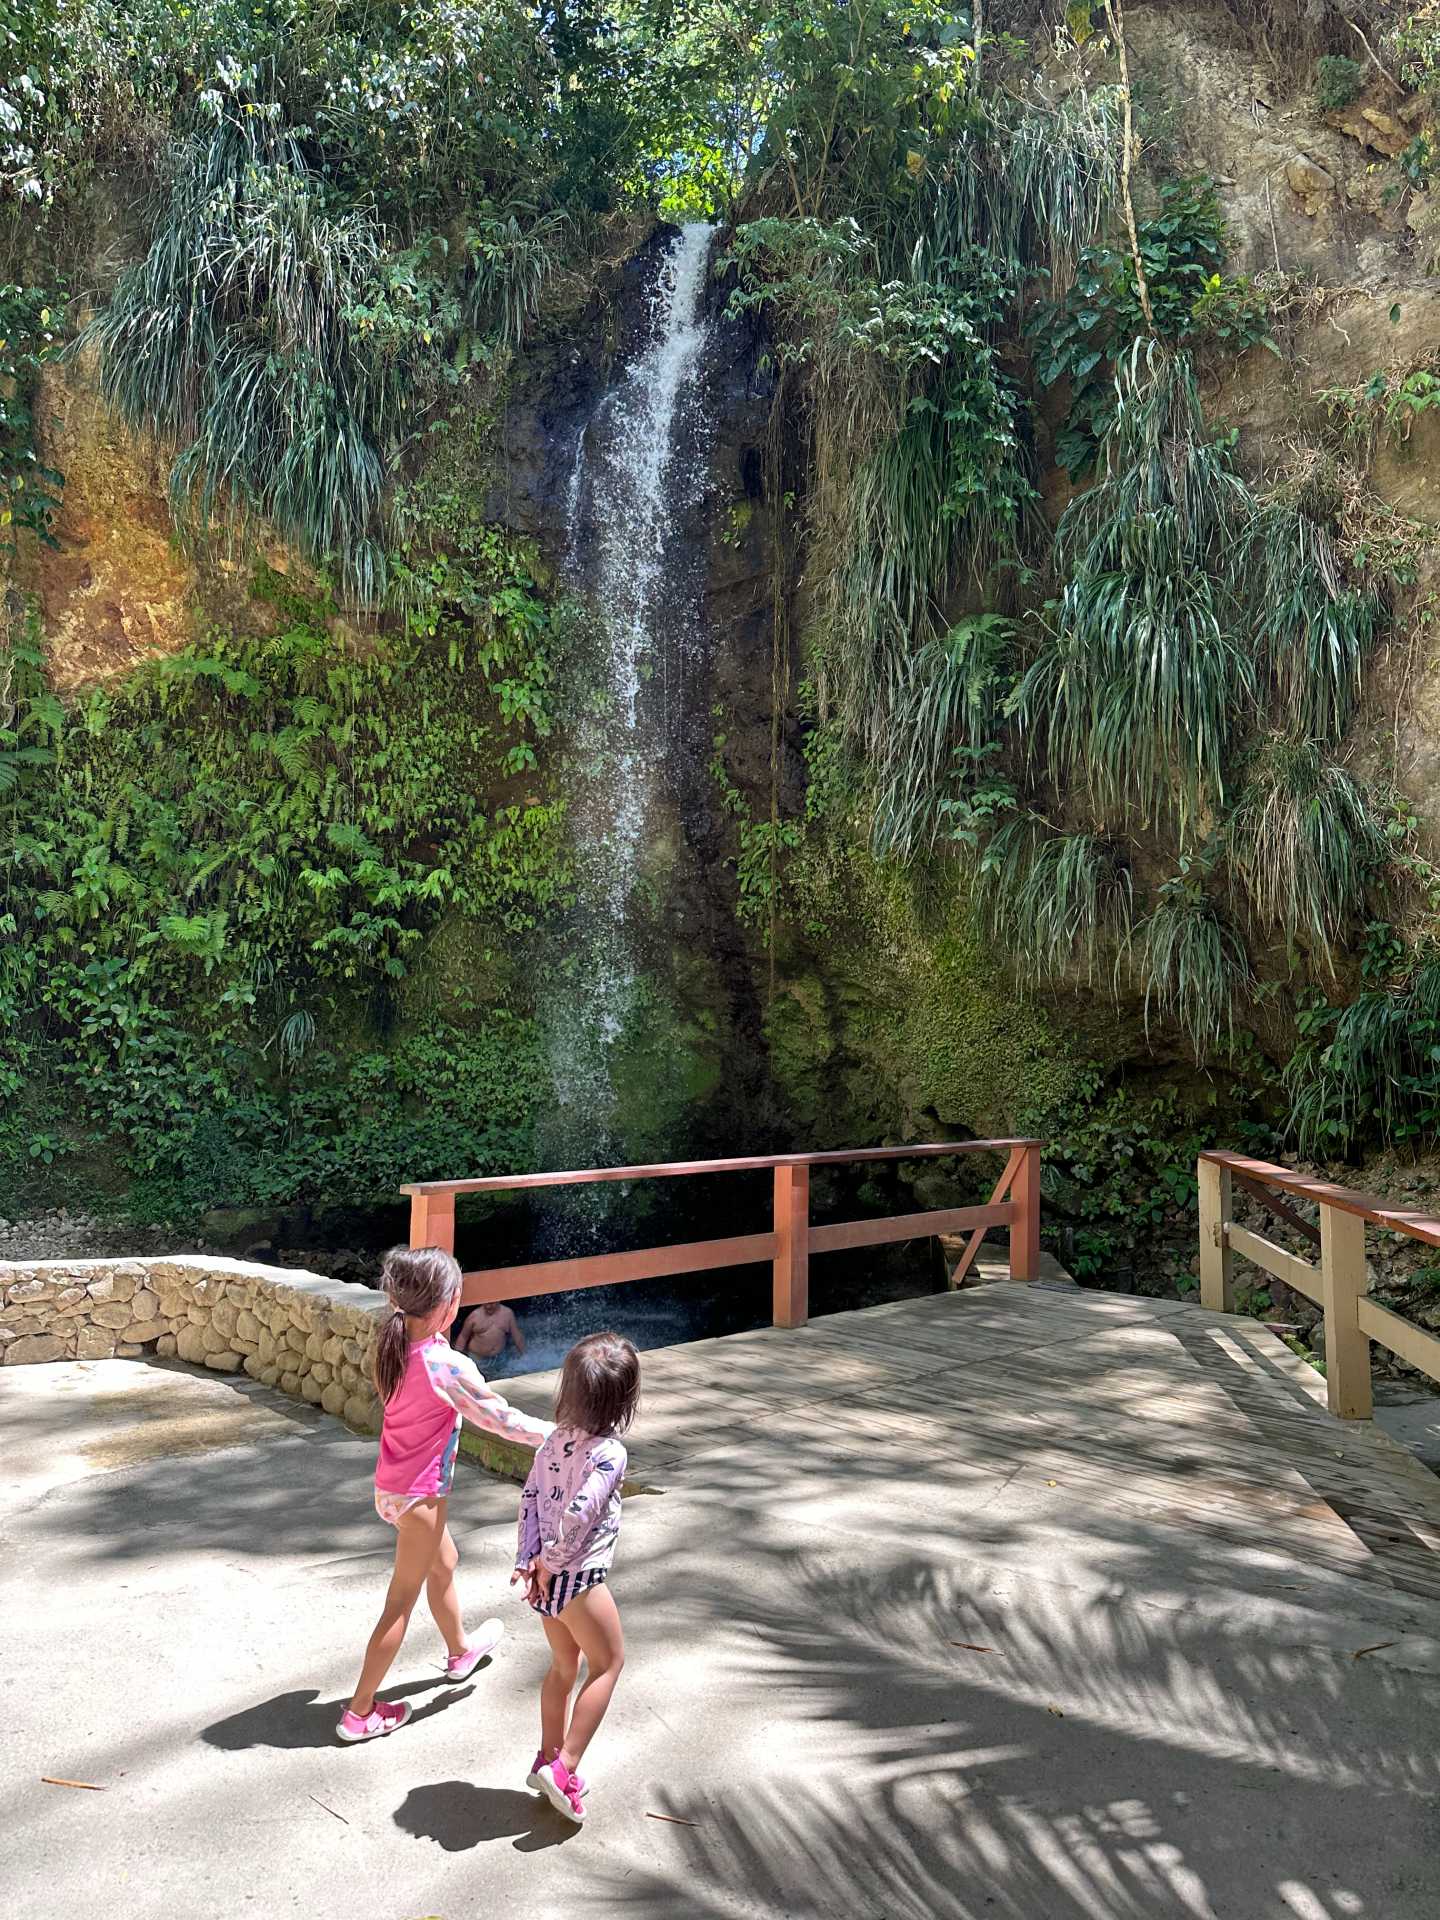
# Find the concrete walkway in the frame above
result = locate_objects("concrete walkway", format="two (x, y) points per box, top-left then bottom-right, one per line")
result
(6, 1282), (1440, 1920)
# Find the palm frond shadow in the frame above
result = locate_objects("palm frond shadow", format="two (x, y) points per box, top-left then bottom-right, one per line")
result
(597, 1549), (1439, 1920)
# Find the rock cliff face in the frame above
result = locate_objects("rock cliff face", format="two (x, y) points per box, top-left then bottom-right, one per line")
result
(14, 356), (199, 688)
(1123, 6), (1440, 849)
(13, 5), (1440, 1250)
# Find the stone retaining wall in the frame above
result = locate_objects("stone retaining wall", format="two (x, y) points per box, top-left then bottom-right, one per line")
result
(0, 1256), (385, 1433)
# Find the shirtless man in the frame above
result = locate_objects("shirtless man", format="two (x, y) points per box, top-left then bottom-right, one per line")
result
(454, 1299), (526, 1365)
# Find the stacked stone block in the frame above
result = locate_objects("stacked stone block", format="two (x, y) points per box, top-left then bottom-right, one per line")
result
(0, 1256), (385, 1433)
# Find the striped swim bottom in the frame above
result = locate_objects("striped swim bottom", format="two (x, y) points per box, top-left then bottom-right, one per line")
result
(529, 1567), (608, 1619)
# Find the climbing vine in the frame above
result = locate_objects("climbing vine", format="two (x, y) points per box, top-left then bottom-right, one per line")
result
(0, 283), (65, 551)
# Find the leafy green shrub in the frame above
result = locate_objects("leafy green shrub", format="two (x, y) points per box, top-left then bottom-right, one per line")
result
(1031, 178), (1273, 476)
(1024, 1065), (1217, 1283)
(1396, 18), (1440, 96)
(1314, 55), (1364, 111)
(0, 284), (65, 552)
(1286, 945), (1440, 1153)
(1, 552), (570, 1214)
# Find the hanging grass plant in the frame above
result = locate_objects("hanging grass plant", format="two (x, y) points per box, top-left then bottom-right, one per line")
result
(870, 613), (1014, 857)
(85, 107), (562, 600)
(817, 273), (1037, 765)
(1226, 738), (1388, 965)
(1247, 502), (1382, 743)
(1010, 344), (1255, 833)
(1133, 865), (1252, 1058)
(977, 816), (1134, 988)
(86, 114), (404, 599)
(927, 85), (1122, 292)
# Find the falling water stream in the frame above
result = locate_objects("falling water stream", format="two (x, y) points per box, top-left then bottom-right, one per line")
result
(542, 222), (718, 1179)
(463, 222), (934, 1368)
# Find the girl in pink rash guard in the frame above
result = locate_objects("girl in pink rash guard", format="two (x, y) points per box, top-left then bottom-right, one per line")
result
(336, 1246), (551, 1745)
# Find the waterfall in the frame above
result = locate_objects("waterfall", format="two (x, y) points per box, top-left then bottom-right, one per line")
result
(544, 221), (718, 1171)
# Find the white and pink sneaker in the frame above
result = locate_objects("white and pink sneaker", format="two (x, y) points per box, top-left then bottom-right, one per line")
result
(536, 1755), (587, 1825)
(336, 1699), (412, 1744)
(445, 1618), (503, 1681)
(526, 1749), (587, 1796)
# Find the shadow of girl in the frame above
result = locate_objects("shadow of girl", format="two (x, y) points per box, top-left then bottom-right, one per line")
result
(393, 1780), (577, 1853)
(202, 1675), (475, 1750)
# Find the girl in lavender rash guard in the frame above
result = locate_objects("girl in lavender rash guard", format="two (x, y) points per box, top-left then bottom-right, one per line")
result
(335, 1246), (551, 1745)
(513, 1330), (640, 1826)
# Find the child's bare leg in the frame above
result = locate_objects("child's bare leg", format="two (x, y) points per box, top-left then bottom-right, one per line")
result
(348, 1501), (444, 1714)
(424, 1518), (467, 1659)
(556, 1584), (624, 1771)
(539, 1612), (580, 1761)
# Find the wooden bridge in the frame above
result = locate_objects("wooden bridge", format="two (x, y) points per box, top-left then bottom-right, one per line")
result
(436, 1144), (1440, 1914)
(405, 1136), (1440, 1434)
(408, 1137), (1440, 1606)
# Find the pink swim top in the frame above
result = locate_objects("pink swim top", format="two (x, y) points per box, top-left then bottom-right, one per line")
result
(374, 1333), (551, 1498)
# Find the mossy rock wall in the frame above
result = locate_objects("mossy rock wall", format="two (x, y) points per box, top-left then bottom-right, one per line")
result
(768, 852), (1085, 1147)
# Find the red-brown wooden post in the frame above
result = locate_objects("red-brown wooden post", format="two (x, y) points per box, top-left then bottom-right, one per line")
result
(773, 1163), (810, 1328)
(1008, 1144), (1040, 1283)
(409, 1188), (456, 1258)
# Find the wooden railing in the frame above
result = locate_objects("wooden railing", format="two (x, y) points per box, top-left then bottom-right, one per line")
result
(402, 1139), (1041, 1329)
(1198, 1149), (1440, 1420)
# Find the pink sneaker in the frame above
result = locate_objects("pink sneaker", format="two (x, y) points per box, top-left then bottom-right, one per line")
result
(336, 1699), (412, 1744)
(537, 1756), (587, 1824)
(526, 1750), (586, 1795)
(445, 1618), (503, 1680)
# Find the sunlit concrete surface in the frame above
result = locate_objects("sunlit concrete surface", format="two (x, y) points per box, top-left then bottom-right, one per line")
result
(6, 1284), (1440, 1920)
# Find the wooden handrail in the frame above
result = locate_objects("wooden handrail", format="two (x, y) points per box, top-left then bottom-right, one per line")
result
(401, 1139), (1042, 1197)
(1200, 1150), (1440, 1249)
(403, 1139), (1043, 1329)
(1197, 1148), (1440, 1422)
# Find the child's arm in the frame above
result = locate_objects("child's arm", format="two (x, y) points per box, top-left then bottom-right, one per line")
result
(515, 1459), (543, 1570)
(538, 1439), (626, 1571)
(423, 1346), (552, 1449)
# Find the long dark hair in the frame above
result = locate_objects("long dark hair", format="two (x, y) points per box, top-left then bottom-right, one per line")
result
(554, 1331), (640, 1436)
(373, 1246), (462, 1404)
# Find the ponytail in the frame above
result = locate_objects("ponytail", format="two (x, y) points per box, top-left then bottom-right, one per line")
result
(374, 1308), (409, 1404)
(371, 1244), (463, 1404)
